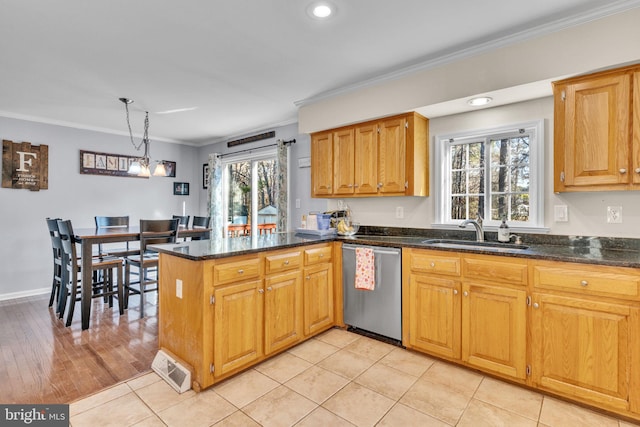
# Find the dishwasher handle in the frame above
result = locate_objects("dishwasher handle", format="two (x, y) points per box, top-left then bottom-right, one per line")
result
(342, 244), (401, 256)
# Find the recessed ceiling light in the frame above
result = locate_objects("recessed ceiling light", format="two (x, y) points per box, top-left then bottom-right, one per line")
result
(307, 2), (335, 19)
(467, 96), (493, 107)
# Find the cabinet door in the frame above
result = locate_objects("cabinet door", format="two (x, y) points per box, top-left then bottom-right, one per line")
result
(354, 124), (378, 194)
(333, 128), (355, 195)
(558, 73), (630, 188)
(378, 117), (406, 194)
(303, 263), (334, 336)
(213, 280), (263, 377)
(408, 273), (461, 359)
(531, 293), (639, 412)
(633, 71), (640, 185)
(461, 283), (526, 379)
(264, 271), (303, 355)
(311, 131), (333, 196)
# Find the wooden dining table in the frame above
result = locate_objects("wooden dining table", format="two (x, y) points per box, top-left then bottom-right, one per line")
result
(72, 226), (209, 330)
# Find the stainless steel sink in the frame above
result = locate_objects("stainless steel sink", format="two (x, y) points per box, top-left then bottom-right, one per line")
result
(421, 239), (529, 251)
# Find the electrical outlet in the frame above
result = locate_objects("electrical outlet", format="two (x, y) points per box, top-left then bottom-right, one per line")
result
(607, 206), (622, 223)
(176, 279), (183, 299)
(295, 198), (300, 209)
(396, 206), (404, 219)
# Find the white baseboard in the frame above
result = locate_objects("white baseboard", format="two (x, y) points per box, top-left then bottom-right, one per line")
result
(0, 288), (50, 302)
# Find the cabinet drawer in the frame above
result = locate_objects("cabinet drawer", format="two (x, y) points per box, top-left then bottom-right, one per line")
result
(409, 250), (461, 276)
(265, 250), (302, 275)
(533, 262), (640, 300)
(304, 245), (332, 265)
(213, 257), (261, 285)
(463, 256), (528, 286)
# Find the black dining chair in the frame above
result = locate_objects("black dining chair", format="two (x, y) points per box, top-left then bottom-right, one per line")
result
(57, 219), (124, 327)
(191, 215), (211, 240)
(124, 218), (180, 318)
(94, 215), (138, 257)
(45, 218), (64, 313)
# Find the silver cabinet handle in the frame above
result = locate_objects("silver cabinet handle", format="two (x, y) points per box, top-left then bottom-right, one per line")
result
(306, 276), (310, 280)
(463, 291), (468, 297)
(430, 262), (435, 267)
(319, 253), (324, 258)
(453, 289), (458, 295)
(620, 168), (627, 174)
(238, 269), (244, 274)
(533, 302), (539, 308)
(267, 286), (273, 291)
(258, 289), (264, 294)
(580, 280), (588, 287)
(284, 260), (289, 265)
(635, 168), (640, 174)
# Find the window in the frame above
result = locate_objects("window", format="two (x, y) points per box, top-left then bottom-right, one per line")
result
(222, 148), (279, 236)
(435, 120), (544, 230)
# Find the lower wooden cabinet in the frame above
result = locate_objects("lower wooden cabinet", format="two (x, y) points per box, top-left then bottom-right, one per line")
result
(303, 263), (334, 336)
(404, 250), (640, 421)
(158, 243), (336, 391)
(530, 293), (638, 412)
(404, 249), (527, 381)
(213, 279), (263, 377)
(461, 282), (526, 379)
(407, 273), (461, 359)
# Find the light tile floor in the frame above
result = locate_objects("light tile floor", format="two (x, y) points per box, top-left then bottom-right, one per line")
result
(70, 329), (640, 427)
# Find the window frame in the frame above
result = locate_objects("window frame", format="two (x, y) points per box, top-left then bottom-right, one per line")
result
(433, 120), (545, 231)
(221, 147), (279, 236)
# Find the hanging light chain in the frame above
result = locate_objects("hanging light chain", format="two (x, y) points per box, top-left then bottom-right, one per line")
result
(123, 101), (148, 152)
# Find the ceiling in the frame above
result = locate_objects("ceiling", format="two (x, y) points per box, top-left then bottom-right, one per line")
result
(1, 0), (638, 146)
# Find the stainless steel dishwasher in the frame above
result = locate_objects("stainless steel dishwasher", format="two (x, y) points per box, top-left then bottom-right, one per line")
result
(342, 243), (402, 341)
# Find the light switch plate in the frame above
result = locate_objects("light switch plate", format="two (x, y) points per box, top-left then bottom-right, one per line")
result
(554, 205), (568, 222)
(176, 279), (183, 299)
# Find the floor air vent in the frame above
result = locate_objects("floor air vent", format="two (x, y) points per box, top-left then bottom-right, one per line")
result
(151, 350), (191, 393)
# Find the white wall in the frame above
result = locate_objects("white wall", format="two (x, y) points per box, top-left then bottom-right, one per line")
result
(326, 97), (640, 239)
(298, 7), (640, 133)
(0, 116), (200, 299)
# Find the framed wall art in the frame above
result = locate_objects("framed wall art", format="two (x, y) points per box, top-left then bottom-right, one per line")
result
(80, 150), (144, 178)
(173, 182), (189, 195)
(203, 164), (210, 189)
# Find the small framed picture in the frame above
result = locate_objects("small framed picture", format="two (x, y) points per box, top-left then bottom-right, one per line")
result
(203, 164), (210, 189)
(173, 182), (189, 195)
(164, 161), (176, 177)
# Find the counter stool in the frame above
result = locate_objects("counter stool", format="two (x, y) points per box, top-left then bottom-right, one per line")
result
(124, 218), (179, 318)
(57, 219), (124, 327)
(45, 218), (64, 313)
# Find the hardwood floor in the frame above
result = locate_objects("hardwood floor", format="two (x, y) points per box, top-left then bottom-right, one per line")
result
(0, 293), (157, 404)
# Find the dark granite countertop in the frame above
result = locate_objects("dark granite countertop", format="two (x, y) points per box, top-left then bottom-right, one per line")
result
(150, 226), (640, 268)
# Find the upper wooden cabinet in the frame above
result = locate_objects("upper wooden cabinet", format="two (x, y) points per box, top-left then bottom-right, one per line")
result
(553, 64), (640, 192)
(310, 112), (429, 198)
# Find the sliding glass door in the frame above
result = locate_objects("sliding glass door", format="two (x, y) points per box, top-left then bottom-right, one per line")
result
(223, 150), (278, 237)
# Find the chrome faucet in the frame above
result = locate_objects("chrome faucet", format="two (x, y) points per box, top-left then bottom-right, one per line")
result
(459, 215), (484, 242)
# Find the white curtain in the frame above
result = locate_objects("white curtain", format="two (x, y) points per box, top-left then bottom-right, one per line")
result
(276, 140), (288, 232)
(207, 153), (223, 241)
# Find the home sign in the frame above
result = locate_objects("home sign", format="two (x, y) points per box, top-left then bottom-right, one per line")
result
(1, 140), (49, 191)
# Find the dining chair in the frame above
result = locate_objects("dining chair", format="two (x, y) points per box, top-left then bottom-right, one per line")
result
(45, 218), (64, 313)
(191, 215), (211, 240)
(94, 215), (138, 257)
(124, 218), (179, 318)
(57, 219), (124, 327)
(172, 215), (190, 228)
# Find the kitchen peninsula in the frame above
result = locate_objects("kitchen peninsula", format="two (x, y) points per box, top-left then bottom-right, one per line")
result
(151, 231), (640, 422)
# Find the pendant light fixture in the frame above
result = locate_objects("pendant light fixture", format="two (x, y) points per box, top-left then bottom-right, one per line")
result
(119, 97), (167, 177)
